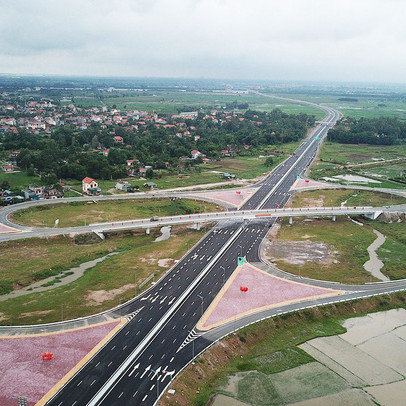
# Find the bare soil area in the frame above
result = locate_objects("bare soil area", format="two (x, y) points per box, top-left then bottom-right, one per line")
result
(158, 258), (175, 268)
(84, 284), (135, 305)
(264, 238), (337, 266)
(0, 312), (8, 322)
(298, 195), (325, 206)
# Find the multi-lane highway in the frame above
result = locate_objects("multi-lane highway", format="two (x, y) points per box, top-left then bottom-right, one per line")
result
(43, 105), (330, 405)
(17, 101), (401, 406)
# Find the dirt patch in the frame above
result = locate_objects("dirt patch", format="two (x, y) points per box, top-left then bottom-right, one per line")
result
(266, 223), (280, 241)
(20, 310), (53, 318)
(0, 312), (8, 322)
(84, 284), (135, 305)
(349, 153), (375, 162)
(300, 195), (325, 206)
(11, 282), (24, 291)
(266, 240), (337, 266)
(379, 212), (406, 223)
(158, 258), (175, 268)
(211, 394), (249, 406)
(139, 256), (157, 265)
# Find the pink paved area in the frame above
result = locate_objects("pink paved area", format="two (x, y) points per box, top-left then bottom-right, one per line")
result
(190, 188), (257, 208)
(290, 178), (332, 191)
(0, 222), (20, 233)
(200, 264), (339, 330)
(0, 320), (121, 406)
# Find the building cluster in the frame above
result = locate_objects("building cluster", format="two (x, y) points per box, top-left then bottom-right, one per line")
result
(0, 183), (65, 205)
(0, 93), (259, 146)
(0, 92), (259, 203)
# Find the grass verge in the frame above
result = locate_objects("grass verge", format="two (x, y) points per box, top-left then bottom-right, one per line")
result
(269, 217), (376, 284)
(0, 226), (207, 325)
(309, 141), (406, 189)
(11, 198), (220, 228)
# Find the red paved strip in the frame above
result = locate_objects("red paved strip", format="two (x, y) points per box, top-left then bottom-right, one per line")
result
(0, 321), (121, 406)
(191, 189), (256, 207)
(291, 178), (329, 190)
(200, 264), (338, 330)
(0, 223), (20, 233)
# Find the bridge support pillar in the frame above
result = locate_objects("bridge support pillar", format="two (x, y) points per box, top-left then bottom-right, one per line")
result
(332, 215), (336, 222)
(289, 216), (293, 225)
(195, 222), (201, 231)
(146, 227), (150, 235)
(364, 211), (382, 220)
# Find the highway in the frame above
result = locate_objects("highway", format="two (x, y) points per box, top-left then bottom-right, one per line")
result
(19, 102), (401, 406)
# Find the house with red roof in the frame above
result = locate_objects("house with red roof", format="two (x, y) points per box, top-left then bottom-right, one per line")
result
(191, 150), (205, 159)
(82, 177), (98, 193)
(2, 164), (14, 172)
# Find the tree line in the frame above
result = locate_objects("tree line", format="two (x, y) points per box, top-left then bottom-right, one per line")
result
(329, 117), (406, 145)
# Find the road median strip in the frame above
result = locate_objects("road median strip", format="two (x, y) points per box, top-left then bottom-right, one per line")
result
(87, 224), (245, 405)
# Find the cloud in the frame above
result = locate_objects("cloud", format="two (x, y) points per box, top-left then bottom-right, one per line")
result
(0, 0), (405, 82)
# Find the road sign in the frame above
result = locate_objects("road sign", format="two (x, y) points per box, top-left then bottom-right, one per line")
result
(238, 257), (244, 266)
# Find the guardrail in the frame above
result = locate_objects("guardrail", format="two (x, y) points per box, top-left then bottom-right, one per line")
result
(90, 205), (382, 233)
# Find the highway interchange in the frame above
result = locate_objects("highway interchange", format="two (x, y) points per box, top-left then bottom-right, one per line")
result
(2, 102), (406, 405)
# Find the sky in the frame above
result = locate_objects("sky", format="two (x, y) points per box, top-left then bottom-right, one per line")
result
(0, 0), (405, 83)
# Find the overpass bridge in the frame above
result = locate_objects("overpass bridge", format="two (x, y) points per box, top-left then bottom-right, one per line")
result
(90, 205), (383, 235)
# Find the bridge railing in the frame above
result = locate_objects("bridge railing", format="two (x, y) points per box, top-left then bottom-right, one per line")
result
(90, 206), (379, 231)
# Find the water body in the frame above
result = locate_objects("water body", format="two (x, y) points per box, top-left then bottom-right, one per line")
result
(363, 229), (389, 282)
(0, 252), (119, 302)
(154, 226), (171, 242)
(333, 174), (381, 183)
